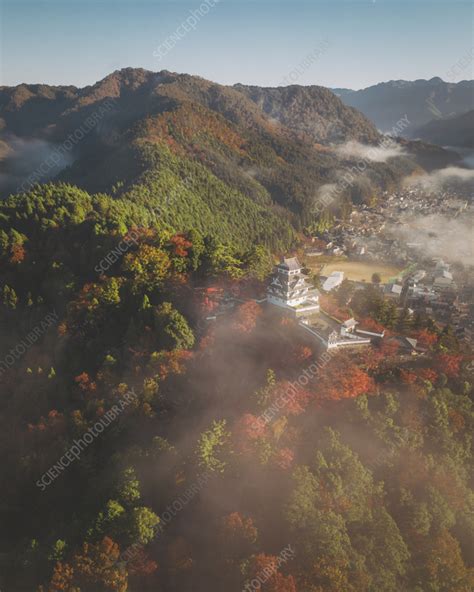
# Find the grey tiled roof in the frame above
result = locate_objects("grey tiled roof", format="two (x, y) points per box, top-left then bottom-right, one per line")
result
(279, 257), (301, 271)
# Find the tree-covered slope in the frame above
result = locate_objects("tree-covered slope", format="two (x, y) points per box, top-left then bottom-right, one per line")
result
(234, 83), (381, 144)
(0, 186), (472, 591)
(1, 68), (430, 228)
(334, 78), (474, 133)
(410, 109), (474, 149)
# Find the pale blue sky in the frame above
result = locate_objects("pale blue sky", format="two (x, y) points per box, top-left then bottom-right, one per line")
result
(1, 0), (472, 89)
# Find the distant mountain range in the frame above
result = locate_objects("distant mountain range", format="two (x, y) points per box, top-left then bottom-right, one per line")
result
(409, 109), (474, 149)
(0, 69), (462, 248)
(334, 77), (474, 134)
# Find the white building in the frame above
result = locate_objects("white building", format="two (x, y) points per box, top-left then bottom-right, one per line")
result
(322, 271), (344, 292)
(300, 314), (371, 350)
(384, 283), (403, 300)
(340, 318), (358, 337)
(267, 257), (320, 316)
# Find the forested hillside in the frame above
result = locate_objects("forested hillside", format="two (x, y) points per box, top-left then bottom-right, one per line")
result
(410, 110), (474, 149)
(0, 183), (472, 591)
(1, 67), (455, 232)
(334, 78), (474, 132)
(235, 83), (380, 144)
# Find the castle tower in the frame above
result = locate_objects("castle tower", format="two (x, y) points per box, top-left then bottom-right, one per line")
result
(267, 257), (320, 316)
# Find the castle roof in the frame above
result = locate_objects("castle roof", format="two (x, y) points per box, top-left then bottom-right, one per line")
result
(278, 257), (301, 271)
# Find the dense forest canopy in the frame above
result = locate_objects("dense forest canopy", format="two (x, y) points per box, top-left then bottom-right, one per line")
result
(0, 180), (472, 591)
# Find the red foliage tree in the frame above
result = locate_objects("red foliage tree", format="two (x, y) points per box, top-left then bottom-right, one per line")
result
(279, 316), (296, 327)
(291, 345), (313, 365)
(219, 512), (258, 547)
(436, 353), (462, 378)
(417, 368), (438, 384)
(74, 372), (97, 393)
(201, 296), (218, 314)
(420, 529), (474, 590)
(127, 547), (158, 577)
(273, 447), (295, 470)
(414, 329), (438, 349)
(10, 243), (26, 264)
(48, 536), (128, 592)
(317, 358), (375, 401)
(400, 369), (418, 385)
(448, 408), (466, 433)
(168, 234), (192, 257)
(361, 338), (400, 371)
(266, 572), (298, 592)
(232, 301), (262, 334)
(359, 317), (386, 334)
(28, 409), (66, 435)
(233, 413), (267, 453)
(198, 328), (216, 351)
(268, 381), (312, 416)
(154, 350), (193, 380)
(247, 553), (297, 592)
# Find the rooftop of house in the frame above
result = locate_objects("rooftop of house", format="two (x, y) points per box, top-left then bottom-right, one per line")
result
(405, 337), (418, 350)
(385, 283), (403, 295)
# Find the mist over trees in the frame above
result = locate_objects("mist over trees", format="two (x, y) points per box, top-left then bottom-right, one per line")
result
(0, 183), (472, 591)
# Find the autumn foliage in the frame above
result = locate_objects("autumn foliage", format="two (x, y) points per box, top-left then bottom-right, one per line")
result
(358, 317), (386, 334)
(48, 537), (128, 592)
(233, 413), (267, 453)
(10, 243), (26, 264)
(268, 381), (312, 415)
(414, 329), (438, 349)
(316, 356), (375, 400)
(319, 294), (351, 322)
(400, 369), (418, 385)
(168, 233), (193, 257)
(273, 447), (295, 470)
(247, 553), (297, 592)
(27, 409), (66, 435)
(232, 301), (262, 334)
(74, 372), (97, 393)
(417, 368), (438, 384)
(436, 353), (463, 378)
(218, 512), (258, 547)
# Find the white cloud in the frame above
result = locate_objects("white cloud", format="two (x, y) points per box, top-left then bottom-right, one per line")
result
(405, 166), (474, 191)
(335, 139), (406, 163)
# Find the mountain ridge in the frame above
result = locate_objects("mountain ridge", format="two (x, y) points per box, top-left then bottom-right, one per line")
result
(0, 68), (460, 251)
(409, 109), (474, 149)
(333, 78), (474, 132)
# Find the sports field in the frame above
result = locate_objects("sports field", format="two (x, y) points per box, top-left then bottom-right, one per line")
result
(317, 260), (402, 283)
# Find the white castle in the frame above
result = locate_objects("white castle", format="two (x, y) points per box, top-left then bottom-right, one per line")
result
(267, 257), (320, 316)
(267, 256), (372, 351)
